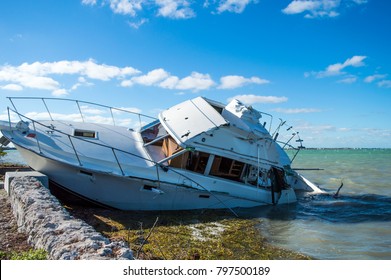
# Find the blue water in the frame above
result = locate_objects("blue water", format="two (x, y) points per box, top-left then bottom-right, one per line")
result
(246, 149), (391, 259)
(2, 148), (391, 259)
(0, 149), (27, 165)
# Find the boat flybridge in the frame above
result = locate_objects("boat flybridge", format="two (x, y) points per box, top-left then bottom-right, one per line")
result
(0, 96), (323, 214)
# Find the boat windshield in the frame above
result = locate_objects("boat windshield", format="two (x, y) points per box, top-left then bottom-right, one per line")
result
(140, 120), (167, 143)
(141, 120), (185, 163)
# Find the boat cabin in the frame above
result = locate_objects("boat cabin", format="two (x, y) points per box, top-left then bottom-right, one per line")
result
(140, 100), (288, 193)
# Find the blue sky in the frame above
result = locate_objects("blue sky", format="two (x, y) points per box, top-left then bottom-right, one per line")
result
(0, 0), (390, 148)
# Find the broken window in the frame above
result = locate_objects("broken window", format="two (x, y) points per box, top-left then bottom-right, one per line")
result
(186, 151), (209, 174)
(210, 156), (245, 181)
(141, 121), (163, 143)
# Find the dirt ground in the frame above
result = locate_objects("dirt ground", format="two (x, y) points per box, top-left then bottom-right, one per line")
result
(0, 164), (35, 259)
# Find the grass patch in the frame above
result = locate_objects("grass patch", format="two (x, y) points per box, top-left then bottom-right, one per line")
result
(0, 249), (47, 260)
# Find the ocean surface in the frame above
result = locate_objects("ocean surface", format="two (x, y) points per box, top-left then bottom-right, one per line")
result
(1, 149), (27, 165)
(240, 149), (391, 260)
(2, 148), (390, 259)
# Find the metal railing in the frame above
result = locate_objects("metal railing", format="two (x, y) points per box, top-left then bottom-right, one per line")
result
(7, 96), (158, 128)
(270, 117), (305, 163)
(6, 107), (153, 173)
(5, 102), (241, 215)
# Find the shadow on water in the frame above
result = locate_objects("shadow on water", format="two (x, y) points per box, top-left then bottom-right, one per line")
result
(237, 192), (391, 224)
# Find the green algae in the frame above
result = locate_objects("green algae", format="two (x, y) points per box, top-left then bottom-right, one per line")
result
(67, 206), (311, 260)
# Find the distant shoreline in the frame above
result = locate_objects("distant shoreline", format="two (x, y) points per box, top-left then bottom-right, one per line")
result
(0, 147), (16, 151)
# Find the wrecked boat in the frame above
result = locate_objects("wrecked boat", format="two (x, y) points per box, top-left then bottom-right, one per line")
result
(0, 96), (323, 212)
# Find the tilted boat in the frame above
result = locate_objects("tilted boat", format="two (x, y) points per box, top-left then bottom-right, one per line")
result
(0, 96), (323, 212)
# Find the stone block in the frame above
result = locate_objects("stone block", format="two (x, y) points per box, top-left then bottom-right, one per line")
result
(5, 171), (48, 194)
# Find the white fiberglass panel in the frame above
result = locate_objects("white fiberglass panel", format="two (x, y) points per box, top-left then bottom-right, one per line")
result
(159, 97), (227, 144)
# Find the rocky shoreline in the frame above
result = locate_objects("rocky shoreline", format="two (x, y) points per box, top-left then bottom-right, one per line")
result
(1, 171), (133, 260)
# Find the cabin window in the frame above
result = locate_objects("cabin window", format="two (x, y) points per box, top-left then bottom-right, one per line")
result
(168, 151), (209, 174)
(169, 151), (249, 182)
(144, 133), (184, 164)
(210, 156), (245, 181)
(74, 129), (97, 138)
(186, 151), (209, 174)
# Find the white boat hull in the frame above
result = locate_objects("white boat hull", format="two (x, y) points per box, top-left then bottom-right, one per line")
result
(15, 145), (288, 210)
(1, 96), (324, 212)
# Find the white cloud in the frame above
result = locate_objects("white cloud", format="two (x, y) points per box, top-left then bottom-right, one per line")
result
(52, 89), (69, 96)
(109, 0), (143, 17)
(121, 70), (215, 91)
(218, 75), (270, 89)
(80, 105), (106, 115)
(307, 55), (366, 78)
(0, 84), (23, 91)
(155, 0), (195, 19)
(81, 0), (366, 27)
(120, 80), (134, 87)
(325, 55), (366, 75)
(282, 0), (367, 18)
(1, 60), (269, 94)
(282, 0), (340, 18)
(20, 76), (60, 90)
(273, 108), (322, 114)
(23, 111), (135, 126)
(159, 76), (180, 89)
(0, 60), (140, 96)
(5, 60), (140, 80)
(71, 76), (94, 91)
(132, 68), (170, 86)
(81, 60), (140, 80)
(175, 72), (215, 91)
(217, 0), (256, 14)
(351, 0), (367, 4)
(116, 107), (142, 114)
(228, 94), (288, 105)
(378, 80), (391, 88)
(128, 18), (149, 29)
(295, 123), (336, 133)
(364, 74), (387, 83)
(81, 0), (97, 5)
(80, 105), (140, 119)
(80, 0), (259, 25)
(337, 76), (357, 84)
(282, 0), (322, 15)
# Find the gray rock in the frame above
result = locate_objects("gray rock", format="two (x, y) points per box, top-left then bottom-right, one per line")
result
(8, 175), (133, 260)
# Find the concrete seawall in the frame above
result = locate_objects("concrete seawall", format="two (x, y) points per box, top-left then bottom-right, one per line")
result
(6, 173), (133, 260)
